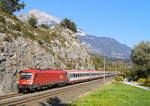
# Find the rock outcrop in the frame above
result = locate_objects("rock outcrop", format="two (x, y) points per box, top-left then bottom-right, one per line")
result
(0, 9), (95, 95)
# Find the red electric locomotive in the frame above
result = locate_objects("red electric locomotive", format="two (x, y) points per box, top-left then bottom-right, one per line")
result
(18, 69), (68, 92)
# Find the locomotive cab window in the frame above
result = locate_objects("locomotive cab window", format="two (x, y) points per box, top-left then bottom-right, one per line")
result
(19, 72), (32, 80)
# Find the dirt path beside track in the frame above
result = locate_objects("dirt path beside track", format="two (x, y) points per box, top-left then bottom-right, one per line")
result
(25, 76), (114, 106)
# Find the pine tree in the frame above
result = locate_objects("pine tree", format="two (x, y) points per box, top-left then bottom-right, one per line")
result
(28, 15), (38, 28)
(0, 0), (25, 14)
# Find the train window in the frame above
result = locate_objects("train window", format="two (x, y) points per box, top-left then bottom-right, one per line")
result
(20, 72), (32, 80)
(78, 74), (80, 77)
(79, 74), (81, 77)
(76, 74), (77, 77)
(76, 74), (78, 77)
(69, 74), (74, 78)
(77, 74), (79, 77)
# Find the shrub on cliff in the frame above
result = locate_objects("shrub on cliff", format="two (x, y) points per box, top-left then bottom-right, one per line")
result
(60, 18), (77, 32)
(28, 15), (38, 28)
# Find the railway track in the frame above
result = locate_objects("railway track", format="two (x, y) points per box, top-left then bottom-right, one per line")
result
(3, 86), (84, 105)
(0, 76), (115, 105)
(0, 93), (23, 100)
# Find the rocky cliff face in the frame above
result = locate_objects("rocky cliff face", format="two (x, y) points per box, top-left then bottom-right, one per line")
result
(0, 9), (94, 95)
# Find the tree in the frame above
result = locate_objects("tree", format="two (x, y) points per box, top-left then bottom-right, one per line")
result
(60, 18), (77, 32)
(91, 56), (103, 70)
(0, 0), (25, 14)
(131, 41), (150, 79)
(28, 15), (38, 28)
(40, 24), (49, 29)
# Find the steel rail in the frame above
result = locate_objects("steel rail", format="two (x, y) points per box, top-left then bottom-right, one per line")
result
(0, 93), (23, 100)
(0, 77), (110, 106)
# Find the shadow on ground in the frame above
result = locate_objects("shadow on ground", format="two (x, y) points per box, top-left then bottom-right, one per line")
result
(39, 96), (71, 106)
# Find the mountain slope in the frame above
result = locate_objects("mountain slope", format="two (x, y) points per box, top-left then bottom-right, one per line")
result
(79, 35), (132, 59)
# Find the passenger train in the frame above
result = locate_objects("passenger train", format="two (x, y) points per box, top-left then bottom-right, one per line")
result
(17, 69), (117, 93)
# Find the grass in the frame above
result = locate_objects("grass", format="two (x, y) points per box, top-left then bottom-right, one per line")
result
(70, 82), (150, 106)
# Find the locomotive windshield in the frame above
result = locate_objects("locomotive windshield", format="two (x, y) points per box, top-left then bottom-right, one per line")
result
(19, 72), (32, 80)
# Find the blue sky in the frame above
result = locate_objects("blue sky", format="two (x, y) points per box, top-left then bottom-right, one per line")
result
(18, 0), (150, 48)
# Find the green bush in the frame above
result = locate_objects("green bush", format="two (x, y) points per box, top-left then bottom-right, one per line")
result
(40, 24), (49, 29)
(28, 15), (37, 28)
(138, 78), (146, 83)
(23, 31), (36, 40)
(60, 18), (77, 32)
(138, 78), (150, 87)
(138, 78), (150, 83)
(145, 78), (150, 83)
(0, 15), (5, 24)
(115, 76), (124, 81)
(11, 23), (21, 31)
(0, 23), (7, 33)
